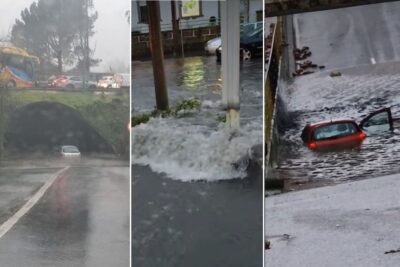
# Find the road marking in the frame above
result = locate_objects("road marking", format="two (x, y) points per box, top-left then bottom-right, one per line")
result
(0, 166), (70, 239)
(371, 57), (376, 64)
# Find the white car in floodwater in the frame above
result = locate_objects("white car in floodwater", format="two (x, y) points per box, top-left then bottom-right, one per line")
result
(60, 145), (81, 157)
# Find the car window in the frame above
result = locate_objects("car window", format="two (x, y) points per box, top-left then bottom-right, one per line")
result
(362, 111), (391, 133)
(62, 146), (79, 153)
(313, 122), (358, 141)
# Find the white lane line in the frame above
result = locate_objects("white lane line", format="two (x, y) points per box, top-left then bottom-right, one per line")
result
(371, 57), (376, 64)
(0, 166), (70, 239)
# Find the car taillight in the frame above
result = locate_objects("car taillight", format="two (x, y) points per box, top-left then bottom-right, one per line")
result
(358, 132), (366, 140)
(309, 142), (317, 149)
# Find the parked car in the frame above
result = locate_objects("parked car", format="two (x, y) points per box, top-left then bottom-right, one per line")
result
(59, 145), (81, 157)
(216, 27), (263, 62)
(205, 36), (221, 55)
(58, 76), (97, 89)
(48, 75), (68, 87)
(97, 75), (115, 88)
(301, 108), (393, 151)
(113, 73), (130, 88)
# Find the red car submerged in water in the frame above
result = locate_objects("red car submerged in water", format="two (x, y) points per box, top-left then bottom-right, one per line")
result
(302, 108), (394, 151)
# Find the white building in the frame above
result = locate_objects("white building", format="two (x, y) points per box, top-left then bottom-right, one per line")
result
(132, 0), (262, 33)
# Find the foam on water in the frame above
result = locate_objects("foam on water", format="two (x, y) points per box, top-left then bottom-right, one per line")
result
(132, 116), (262, 181)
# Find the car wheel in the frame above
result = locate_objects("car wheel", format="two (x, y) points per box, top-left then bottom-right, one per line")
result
(66, 84), (74, 89)
(89, 85), (96, 89)
(242, 48), (252, 61)
(6, 80), (16, 89)
(107, 85), (112, 89)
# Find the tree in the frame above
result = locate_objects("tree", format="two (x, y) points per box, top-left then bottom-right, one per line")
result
(73, 0), (100, 77)
(11, 0), (99, 74)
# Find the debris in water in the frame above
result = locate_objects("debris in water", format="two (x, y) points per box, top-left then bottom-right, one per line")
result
(265, 240), (271, 250)
(384, 248), (400, 254)
(330, 71), (342, 77)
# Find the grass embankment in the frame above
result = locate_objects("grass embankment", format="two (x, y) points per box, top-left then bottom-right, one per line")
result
(131, 99), (201, 127)
(9, 91), (130, 154)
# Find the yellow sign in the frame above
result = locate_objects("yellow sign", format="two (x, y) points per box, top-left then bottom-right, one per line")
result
(181, 0), (201, 18)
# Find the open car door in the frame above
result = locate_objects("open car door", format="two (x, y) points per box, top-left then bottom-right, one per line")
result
(359, 107), (394, 134)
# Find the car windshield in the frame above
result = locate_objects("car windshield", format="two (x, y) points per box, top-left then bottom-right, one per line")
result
(241, 23), (262, 37)
(62, 146), (80, 153)
(313, 122), (358, 141)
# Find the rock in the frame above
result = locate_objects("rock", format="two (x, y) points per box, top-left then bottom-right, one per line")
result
(265, 240), (271, 250)
(330, 71), (342, 77)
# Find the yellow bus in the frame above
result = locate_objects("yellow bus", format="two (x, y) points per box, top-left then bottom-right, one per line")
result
(0, 46), (40, 88)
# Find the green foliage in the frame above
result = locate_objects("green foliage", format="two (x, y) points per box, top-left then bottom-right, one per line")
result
(216, 114), (226, 123)
(11, 0), (99, 73)
(132, 98), (201, 127)
(80, 97), (130, 155)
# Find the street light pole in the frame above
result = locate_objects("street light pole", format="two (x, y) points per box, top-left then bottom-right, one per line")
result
(147, 0), (169, 111)
(221, 0), (241, 128)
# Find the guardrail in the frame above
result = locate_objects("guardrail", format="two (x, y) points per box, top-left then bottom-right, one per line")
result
(265, 18), (281, 153)
(265, 17), (284, 188)
(265, 0), (400, 17)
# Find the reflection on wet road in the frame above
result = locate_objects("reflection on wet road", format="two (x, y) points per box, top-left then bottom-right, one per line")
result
(132, 165), (262, 267)
(0, 159), (129, 267)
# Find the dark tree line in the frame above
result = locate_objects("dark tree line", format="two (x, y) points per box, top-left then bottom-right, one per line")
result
(11, 0), (100, 74)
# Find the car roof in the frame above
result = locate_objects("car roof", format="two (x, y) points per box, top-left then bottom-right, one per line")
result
(307, 118), (357, 128)
(61, 145), (79, 149)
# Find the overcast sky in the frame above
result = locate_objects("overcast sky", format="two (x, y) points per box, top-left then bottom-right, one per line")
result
(0, 0), (130, 72)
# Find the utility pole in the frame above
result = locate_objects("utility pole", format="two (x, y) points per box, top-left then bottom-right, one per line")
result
(221, 0), (241, 128)
(147, 0), (169, 110)
(170, 0), (180, 57)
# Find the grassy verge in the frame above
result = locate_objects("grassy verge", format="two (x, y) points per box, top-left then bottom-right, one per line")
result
(132, 99), (201, 127)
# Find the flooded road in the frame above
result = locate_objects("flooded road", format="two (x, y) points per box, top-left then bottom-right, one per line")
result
(273, 2), (400, 189)
(0, 158), (129, 267)
(275, 62), (400, 188)
(132, 56), (263, 266)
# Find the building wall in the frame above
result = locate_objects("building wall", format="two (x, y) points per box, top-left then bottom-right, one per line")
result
(132, 25), (220, 59)
(249, 0), (263, 22)
(132, 1), (220, 33)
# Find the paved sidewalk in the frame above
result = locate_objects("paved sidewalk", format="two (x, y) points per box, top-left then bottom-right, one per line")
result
(266, 174), (400, 267)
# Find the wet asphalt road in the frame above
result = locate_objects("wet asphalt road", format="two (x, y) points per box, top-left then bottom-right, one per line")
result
(0, 159), (129, 267)
(132, 164), (262, 267)
(293, 2), (400, 70)
(273, 2), (400, 189)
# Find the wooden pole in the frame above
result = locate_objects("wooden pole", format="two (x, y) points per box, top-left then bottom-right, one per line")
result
(147, 0), (169, 111)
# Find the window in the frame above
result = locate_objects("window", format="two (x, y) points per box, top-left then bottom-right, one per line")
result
(313, 122), (358, 141)
(137, 1), (148, 24)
